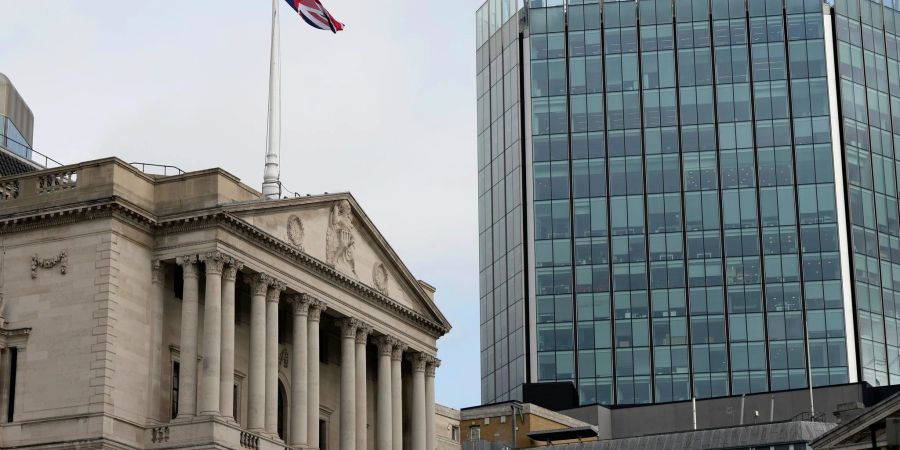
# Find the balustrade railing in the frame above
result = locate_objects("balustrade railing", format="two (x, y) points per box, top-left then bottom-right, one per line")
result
(37, 170), (77, 194)
(0, 179), (19, 200)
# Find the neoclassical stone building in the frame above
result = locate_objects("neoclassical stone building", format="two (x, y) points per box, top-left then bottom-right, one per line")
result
(0, 158), (451, 450)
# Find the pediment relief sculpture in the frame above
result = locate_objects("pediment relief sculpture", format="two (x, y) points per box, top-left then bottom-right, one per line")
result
(372, 262), (389, 296)
(326, 200), (357, 277)
(286, 214), (305, 251)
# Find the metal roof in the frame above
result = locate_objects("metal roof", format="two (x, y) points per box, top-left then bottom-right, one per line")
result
(525, 421), (836, 450)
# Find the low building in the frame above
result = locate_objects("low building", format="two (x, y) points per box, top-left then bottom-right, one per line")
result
(0, 157), (451, 449)
(525, 421), (835, 450)
(811, 390), (900, 449)
(436, 404), (462, 450)
(458, 402), (598, 448)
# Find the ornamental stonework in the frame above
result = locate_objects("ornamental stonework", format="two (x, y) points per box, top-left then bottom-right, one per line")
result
(31, 250), (68, 279)
(286, 214), (305, 251)
(372, 262), (389, 296)
(326, 200), (357, 277)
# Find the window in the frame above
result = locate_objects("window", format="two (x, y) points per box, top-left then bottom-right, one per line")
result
(7, 348), (16, 422)
(171, 361), (180, 419)
(320, 419), (328, 449)
(470, 425), (482, 441)
(233, 382), (240, 421)
(451, 425), (461, 441)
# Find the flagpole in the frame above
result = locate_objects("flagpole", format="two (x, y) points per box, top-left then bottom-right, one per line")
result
(262, 0), (282, 199)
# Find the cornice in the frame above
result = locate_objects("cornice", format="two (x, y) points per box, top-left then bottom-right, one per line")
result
(0, 197), (450, 337)
(0, 197), (156, 233)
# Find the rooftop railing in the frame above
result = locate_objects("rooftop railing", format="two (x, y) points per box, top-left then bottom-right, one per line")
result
(0, 134), (63, 169)
(129, 162), (185, 176)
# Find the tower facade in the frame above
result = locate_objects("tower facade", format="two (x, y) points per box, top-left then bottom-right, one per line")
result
(477, 0), (900, 407)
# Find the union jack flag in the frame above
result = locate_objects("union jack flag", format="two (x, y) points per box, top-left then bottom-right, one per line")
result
(284, 0), (345, 33)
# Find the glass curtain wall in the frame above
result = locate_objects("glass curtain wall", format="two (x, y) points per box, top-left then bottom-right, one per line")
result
(835, 0), (900, 386)
(477, 0), (528, 404)
(521, 0), (848, 406)
(0, 114), (32, 160)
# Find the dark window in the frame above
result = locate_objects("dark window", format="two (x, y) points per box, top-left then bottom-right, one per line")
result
(320, 419), (328, 449)
(278, 381), (286, 439)
(171, 361), (180, 419)
(7, 347), (16, 422)
(233, 383), (239, 420)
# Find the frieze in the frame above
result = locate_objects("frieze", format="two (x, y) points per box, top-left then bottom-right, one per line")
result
(31, 250), (67, 279)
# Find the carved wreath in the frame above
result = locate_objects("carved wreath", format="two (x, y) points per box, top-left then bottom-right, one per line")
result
(286, 215), (305, 251)
(372, 262), (389, 296)
(31, 250), (68, 279)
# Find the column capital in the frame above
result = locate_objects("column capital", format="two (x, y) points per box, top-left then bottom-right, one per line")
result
(390, 341), (408, 362)
(288, 293), (312, 316)
(308, 299), (327, 321)
(340, 317), (360, 338)
(249, 273), (273, 296)
(266, 279), (286, 303)
(222, 258), (244, 281)
(177, 255), (199, 277)
(355, 323), (373, 344)
(152, 260), (163, 284)
(425, 357), (440, 378)
(200, 251), (227, 275)
(409, 352), (429, 373)
(375, 335), (396, 356)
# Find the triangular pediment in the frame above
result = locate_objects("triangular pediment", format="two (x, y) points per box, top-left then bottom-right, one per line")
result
(225, 193), (450, 331)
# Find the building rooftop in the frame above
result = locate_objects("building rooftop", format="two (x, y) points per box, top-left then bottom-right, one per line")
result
(526, 420), (836, 450)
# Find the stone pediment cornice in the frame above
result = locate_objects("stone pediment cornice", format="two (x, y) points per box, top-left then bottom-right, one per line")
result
(165, 212), (451, 338)
(222, 193), (452, 331)
(0, 196), (451, 337)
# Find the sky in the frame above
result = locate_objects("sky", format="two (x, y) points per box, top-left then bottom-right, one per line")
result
(0, 0), (489, 409)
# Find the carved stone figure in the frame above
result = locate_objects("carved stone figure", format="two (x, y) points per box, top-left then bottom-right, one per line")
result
(286, 214), (305, 250)
(372, 262), (389, 296)
(326, 200), (357, 276)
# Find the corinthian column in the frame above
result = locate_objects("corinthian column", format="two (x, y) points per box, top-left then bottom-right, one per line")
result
(199, 252), (225, 415)
(308, 300), (327, 449)
(355, 324), (372, 450)
(390, 342), (407, 450)
(248, 273), (272, 432)
(340, 318), (359, 450)
(425, 358), (439, 450)
(410, 353), (428, 450)
(265, 279), (286, 436)
(289, 294), (311, 447)
(375, 336), (394, 450)
(176, 255), (200, 418)
(220, 257), (243, 418)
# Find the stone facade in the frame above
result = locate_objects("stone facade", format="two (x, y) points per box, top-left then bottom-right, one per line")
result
(0, 158), (451, 449)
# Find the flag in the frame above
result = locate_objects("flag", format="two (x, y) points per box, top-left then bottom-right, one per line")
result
(284, 0), (345, 33)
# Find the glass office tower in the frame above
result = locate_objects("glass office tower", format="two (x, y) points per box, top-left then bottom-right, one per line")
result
(475, 0), (900, 406)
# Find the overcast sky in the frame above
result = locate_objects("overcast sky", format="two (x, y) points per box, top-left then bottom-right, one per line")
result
(1, 0), (487, 408)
